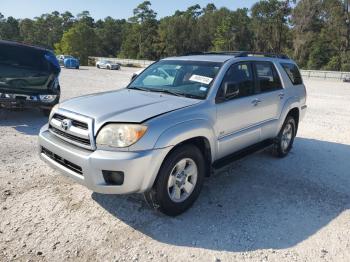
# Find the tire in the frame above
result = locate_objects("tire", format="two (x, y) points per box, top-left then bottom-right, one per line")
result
(107, 65), (111, 70)
(272, 116), (296, 158)
(97, 65), (100, 69)
(76, 66), (79, 69)
(144, 144), (205, 216)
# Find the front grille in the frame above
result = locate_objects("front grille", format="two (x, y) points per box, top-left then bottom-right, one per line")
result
(49, 112), (93, 150)
(53, 114), (88, 130)
(41, 147), (83, 175)
(49, 126), (91, 146)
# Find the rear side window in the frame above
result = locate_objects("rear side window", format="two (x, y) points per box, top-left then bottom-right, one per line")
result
(255, 62), (282, 92)
(281, 63), (303, 85)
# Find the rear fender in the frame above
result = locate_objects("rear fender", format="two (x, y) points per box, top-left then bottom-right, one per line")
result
(277, 96), (301, 135)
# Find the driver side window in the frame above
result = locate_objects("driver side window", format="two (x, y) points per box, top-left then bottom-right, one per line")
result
(219, 62), (255, 100)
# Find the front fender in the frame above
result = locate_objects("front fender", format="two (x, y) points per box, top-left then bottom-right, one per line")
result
(154, 119), (217, 162)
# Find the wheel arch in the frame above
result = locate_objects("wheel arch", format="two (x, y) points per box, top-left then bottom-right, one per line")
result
(287, 107), (300, 134)
(278, 97), (301, 135)
(162, 136), (213, 178)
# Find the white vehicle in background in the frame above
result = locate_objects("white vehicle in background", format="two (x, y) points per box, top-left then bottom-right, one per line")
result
(96, 60), (121, 70)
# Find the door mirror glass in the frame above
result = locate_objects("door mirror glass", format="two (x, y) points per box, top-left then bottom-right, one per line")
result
(224, 82), (240, 99)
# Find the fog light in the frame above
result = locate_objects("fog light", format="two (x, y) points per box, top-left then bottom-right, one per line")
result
(102, 171), (124, 185)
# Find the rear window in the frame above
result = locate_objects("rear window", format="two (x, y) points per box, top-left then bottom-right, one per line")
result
(0, 44), (49, 71)
(281, 63), (303, 85)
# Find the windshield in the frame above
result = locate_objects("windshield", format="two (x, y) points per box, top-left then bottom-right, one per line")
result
(128, 60), (222, 99)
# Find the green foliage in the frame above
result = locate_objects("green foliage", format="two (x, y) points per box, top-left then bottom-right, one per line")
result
(213, 8), (252, 51)
(0, 0), (349, 70)
(325, 56), (342, 71)
(95, 17), (126, 57)
(55, 22), (98, 65)
(120, 1), (159, 59)
(251, 0), (291, 53)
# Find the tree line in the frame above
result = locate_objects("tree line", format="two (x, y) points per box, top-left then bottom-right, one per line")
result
(0, 0), (349, 70)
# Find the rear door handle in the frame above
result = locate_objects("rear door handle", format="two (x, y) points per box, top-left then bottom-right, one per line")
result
(251, 98), (261, 106)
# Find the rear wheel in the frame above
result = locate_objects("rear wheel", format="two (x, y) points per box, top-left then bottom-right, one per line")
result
(272, 116), (296, 157)
(107, 65), (111, 70)
(144, 144), (205, 216)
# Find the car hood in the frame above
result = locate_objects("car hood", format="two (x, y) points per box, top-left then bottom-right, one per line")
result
(59, 89), (200, 129)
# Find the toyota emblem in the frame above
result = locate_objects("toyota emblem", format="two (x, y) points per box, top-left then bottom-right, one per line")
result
(61, 119), (72, 131)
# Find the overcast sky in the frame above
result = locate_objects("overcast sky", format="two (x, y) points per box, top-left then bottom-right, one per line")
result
(1, 0), (258, 20)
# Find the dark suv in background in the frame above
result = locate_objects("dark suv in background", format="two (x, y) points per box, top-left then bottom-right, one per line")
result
(0, 40), (61, 116)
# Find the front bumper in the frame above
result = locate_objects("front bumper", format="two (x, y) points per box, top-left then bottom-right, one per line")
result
(38, 125), (171, 194)
(0, 97), (56, 109)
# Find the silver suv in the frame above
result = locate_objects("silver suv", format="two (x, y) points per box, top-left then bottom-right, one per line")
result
(38, 52), (307, 216)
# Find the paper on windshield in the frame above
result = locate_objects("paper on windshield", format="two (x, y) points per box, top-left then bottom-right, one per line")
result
(189, 74), (213, 85)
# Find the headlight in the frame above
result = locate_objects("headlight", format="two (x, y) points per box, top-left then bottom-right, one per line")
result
(96, 124), (148, 148)
(39, 94), (57, 103)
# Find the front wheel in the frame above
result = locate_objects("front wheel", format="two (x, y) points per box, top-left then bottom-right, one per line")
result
(144, 144), (205, 216)
(272, 116), (296, 157)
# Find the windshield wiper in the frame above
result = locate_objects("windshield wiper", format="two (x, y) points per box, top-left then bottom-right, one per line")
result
(128, 87), (202, 99)
(148, 89), (183, 97)
(127, 86), (150, 92)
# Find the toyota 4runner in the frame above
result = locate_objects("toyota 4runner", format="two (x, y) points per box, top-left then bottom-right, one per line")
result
(38, 52), (307, 216)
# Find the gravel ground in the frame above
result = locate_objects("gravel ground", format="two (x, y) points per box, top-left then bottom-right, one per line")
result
(1, 66), (350, 262)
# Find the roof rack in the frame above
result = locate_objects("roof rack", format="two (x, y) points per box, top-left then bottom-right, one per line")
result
(236, 51), (289, 59)
(183, 51), (289, 59)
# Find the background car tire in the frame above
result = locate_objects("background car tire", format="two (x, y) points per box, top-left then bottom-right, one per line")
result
(144, 144), (205, 216)
(107, 65), (111, 70)
(272, 116), (296, 158)
(97, 65), (100, 68)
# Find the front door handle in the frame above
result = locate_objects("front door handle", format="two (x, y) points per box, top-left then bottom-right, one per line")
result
(251, 98), (261, 106)
(279, 93), (285, 99)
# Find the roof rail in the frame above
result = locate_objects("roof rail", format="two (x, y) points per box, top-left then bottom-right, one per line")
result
(182, 51), (289, 59)
(236, 51), (289, 59)
(183, 51), (247, 56)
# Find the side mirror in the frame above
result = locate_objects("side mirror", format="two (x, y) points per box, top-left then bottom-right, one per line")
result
(131, 73), (138, 81)
(224, 82), (240, 99)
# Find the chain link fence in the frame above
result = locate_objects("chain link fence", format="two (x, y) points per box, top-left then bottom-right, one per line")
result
(89, 57), (154, 68)
(301, 70), (350, 81)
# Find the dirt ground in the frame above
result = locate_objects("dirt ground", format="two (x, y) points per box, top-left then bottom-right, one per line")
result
(1, 67), (350, 262)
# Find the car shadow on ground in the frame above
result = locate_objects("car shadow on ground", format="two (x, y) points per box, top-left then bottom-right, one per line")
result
(92, 137), (350, 252)
(0, 108), (48, 135)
